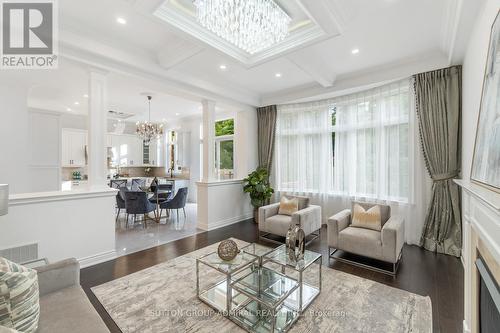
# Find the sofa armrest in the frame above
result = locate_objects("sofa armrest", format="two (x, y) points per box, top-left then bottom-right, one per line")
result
(258, 202), (280, 231)
(381, 216), (405, 263)
(35, 258), (80, 296)
(327, 209), (351, 248)
(291, 205), (321, 236)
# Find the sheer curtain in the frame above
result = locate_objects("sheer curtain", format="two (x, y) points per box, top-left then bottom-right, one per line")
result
(274, 79), (430, 245)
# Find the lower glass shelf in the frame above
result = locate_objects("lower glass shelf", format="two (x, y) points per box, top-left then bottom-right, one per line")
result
(198, 280), (249, 313)
(232, 299), (300, 333)
(283, 282), (320, 312)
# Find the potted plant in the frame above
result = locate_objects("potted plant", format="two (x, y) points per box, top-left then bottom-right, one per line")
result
(243, 167), (274, 224)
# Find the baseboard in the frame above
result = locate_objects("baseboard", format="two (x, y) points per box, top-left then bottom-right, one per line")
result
(199, 212), (253, 231)
(78, 249), (117, 268)
(463, 320), (470, 333)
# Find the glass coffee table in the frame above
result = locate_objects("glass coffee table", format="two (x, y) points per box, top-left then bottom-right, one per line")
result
(196, 250), (259, 313)
(196, 243), (322, 332)
(231, 266), (300, 332)
(263, 245), (322, 312)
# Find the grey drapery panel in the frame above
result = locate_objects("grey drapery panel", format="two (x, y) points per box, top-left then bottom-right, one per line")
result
(256, 105), (277, 175)
(414, 66), (462, 257)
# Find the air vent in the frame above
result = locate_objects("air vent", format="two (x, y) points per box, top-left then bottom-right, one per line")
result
(0, 243), (38, 263)
(108, 110), (133, 120)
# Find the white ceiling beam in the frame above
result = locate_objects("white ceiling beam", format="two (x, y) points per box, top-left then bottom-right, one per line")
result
(296, 0), (348, 35)
(59, 30), (259, 109)
(156, 38), (204, 69)
(287, 53), (336, 88)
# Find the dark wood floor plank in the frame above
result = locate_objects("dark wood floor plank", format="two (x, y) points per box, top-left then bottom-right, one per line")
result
(80, 221), (463, 333)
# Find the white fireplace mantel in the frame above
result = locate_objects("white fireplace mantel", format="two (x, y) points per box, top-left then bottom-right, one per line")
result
(455, 179), (500, 333)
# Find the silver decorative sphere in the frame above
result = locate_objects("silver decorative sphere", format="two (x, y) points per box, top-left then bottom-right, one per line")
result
(217, 240), (240, 261)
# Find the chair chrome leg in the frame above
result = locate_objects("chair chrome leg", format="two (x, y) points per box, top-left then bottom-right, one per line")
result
(176, 209), (179, 221)
(183, 207), (186, 218)
(116, 208), (120, 222)
(329, 247), (401, 276)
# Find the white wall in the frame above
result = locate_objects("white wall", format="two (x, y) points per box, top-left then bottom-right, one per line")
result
(461, 0), (500, 180)
(461, 1), (500, 331)
(197, 180), (254, 231)
(0, 190), (117, 268)
(0, 83), (30, 194)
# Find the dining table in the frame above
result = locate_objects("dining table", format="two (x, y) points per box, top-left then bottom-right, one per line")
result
(141, 186), (173, 223)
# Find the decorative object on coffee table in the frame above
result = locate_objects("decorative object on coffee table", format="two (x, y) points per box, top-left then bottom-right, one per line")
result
(217, 239), (240, 261)
(286, 225), (305, 261)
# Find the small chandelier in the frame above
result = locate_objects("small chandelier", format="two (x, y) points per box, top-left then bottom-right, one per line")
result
(136, 95), (164, 145)
(193, 0), (291, 54)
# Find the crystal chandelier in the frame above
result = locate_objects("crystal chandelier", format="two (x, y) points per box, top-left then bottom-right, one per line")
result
(136, 96), (164, 145)
(193, 0), (291, 54)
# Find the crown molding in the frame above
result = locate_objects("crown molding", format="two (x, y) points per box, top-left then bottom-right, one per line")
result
(441, 0), (464, 65)
(261, 51), (450, 105)
(153, 0), (338, 68)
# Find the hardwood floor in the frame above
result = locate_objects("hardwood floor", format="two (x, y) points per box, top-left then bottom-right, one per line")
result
(80, 220), (464, 333)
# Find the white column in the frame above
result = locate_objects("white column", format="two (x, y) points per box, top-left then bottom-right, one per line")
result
(202, 99), (216, 182)
(87, 69), (108, 189)
(234, 110), (246, 179)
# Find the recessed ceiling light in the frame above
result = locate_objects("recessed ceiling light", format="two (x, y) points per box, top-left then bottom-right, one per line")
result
(219, 64), (227, 70)
(275, 73), (282, 78)
(175, 113), (180, 116)
(116, 17), (127, 25)
(83, 94), (89, 98)
(74, 101), (79, 105)
(351, 48), (360, 55)
(66, 108), (72, 112)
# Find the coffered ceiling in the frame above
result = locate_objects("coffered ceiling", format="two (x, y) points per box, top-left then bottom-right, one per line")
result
(53, 0), (483, 107)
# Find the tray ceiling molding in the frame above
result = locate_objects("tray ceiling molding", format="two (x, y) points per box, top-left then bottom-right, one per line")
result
(153, 0), (339, 67)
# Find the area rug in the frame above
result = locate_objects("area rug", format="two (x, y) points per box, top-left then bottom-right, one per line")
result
(91, 239), (432, 333)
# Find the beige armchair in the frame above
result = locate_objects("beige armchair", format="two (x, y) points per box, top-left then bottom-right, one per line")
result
(327, 201), (404, 275)
(258, 195), (321, 245)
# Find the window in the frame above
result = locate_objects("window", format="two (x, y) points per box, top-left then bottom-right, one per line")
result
(275, 80), (411, 202)
(215, 118), (234, 179)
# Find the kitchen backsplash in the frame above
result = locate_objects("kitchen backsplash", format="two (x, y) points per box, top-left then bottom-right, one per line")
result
(61, 167), (87, 181)
(62, 166), (191, 180)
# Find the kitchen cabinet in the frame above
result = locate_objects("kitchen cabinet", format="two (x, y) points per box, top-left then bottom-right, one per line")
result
(62, 129), (87, 167)
(144, 138), (165, 167)
(108, 133), (144, 167)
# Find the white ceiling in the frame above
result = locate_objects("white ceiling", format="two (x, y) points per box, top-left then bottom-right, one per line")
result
(25, 59), (205, 122)
(27, 0), (484, 109)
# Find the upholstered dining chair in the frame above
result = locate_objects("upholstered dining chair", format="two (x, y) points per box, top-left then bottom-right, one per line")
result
(327, 201), (404, 276)
(124, 191), (157, 228)
(110, 179), (128, 221)
(149, 184), (173, 204)
(159, 187), (188, 221)
(115, 187), (129, 222)
(258, 195), (322, 246)
(110, 179), (127, 189)
(131, 178), (146, 191)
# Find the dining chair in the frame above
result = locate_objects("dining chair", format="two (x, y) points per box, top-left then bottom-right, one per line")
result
(110, 179), (127, 189)
(115, 187), (129, 222)
(131, 178), (146, 191)
(159, 187), (188, 221)
(110, 179), (128, 221)
(149, 184), (173, 204)
(124, 191), (157, 228)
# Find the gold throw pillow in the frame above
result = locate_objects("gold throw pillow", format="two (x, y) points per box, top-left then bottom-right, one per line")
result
(278, 196), (299, 216)
(351, 204), (382, 231)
